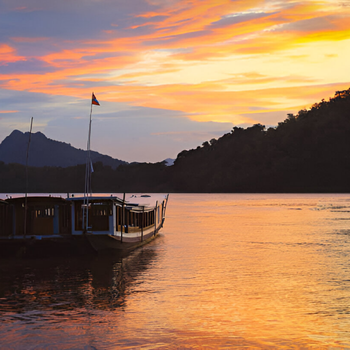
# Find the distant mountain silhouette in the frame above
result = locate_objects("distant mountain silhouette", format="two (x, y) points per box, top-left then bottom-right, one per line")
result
(0, 130), (127, 169)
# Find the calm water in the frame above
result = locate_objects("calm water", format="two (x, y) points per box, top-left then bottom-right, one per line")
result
(1, 193), (350, 349)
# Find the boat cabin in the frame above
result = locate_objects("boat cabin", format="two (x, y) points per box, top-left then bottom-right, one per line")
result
(5, 196), (71, 237)
(0, 199), (12, 237)
(69, 195), (165, 237)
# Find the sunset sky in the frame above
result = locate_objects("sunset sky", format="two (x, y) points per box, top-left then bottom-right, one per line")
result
(1, 0), (350, 162)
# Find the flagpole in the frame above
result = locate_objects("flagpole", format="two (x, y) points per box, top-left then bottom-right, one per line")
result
(83, 92), (100, 232)
(83, 93), (93, 232)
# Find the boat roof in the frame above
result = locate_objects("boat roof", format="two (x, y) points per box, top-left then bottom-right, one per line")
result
(0, 193), (168, 209)
(5, 196), (67, 204)
(67, 195), (125, 204)
(67, 193), (168, 209)
(0, 193), (68, 200)
(67, 194), (122, 200)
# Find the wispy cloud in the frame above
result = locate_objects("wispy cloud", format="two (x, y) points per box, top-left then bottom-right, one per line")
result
(0, 0), (349, 161)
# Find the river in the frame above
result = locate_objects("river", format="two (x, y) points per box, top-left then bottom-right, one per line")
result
(1, 193), (350, 349)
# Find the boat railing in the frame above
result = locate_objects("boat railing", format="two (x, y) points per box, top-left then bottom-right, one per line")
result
(116, 223), (156, 234)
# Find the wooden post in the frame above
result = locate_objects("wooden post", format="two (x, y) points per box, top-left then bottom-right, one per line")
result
(121, 193), (125, 243)
(141, 207), (144, 242)
(154, 201), (158, 236)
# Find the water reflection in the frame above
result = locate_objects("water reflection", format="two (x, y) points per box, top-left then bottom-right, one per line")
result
(2, 194), (350, 348)
(0, 247), (158, 318)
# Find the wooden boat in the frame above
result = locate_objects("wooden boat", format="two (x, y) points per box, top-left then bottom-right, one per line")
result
(68, 193), (169, 253)
(0, 195), (94, 257)
(0, 193), (169, 256)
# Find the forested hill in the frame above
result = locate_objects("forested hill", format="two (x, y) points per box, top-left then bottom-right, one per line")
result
(167, 88), (350, 192)
(1, 88), (350, 193)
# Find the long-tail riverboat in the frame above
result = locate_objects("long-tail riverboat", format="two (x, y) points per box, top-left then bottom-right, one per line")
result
(68, 193), (169, 253)
(0, 193), (168, 257)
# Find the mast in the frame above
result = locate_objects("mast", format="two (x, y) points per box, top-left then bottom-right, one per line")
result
(83, 93), (99, 232)
(24, 117), (33, 237)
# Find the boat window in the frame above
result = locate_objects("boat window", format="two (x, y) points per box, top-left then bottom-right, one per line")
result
(34, 206), (55, 218)
(92, 203), (112, 216)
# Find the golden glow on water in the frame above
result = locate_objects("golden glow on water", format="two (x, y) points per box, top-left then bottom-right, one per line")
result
(1, 194), (350, 348)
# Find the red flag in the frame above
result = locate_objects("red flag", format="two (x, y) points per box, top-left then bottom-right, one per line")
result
(92, 93), (100, 106)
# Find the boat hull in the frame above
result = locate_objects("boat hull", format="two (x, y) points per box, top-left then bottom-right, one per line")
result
(0, 235), (95, 258)
(85, 225), (162, 253)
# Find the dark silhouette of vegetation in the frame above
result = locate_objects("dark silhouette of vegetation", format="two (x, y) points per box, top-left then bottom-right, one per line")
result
(0, 161), (168, 193)
(1, 88), (350, 193)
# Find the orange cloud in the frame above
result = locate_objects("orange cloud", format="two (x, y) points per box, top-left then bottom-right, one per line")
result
(0, 0), (349, 130)
(93, 81), (350, 125)
(0, 44), (25, 64)
(160, 2), (350, 59)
